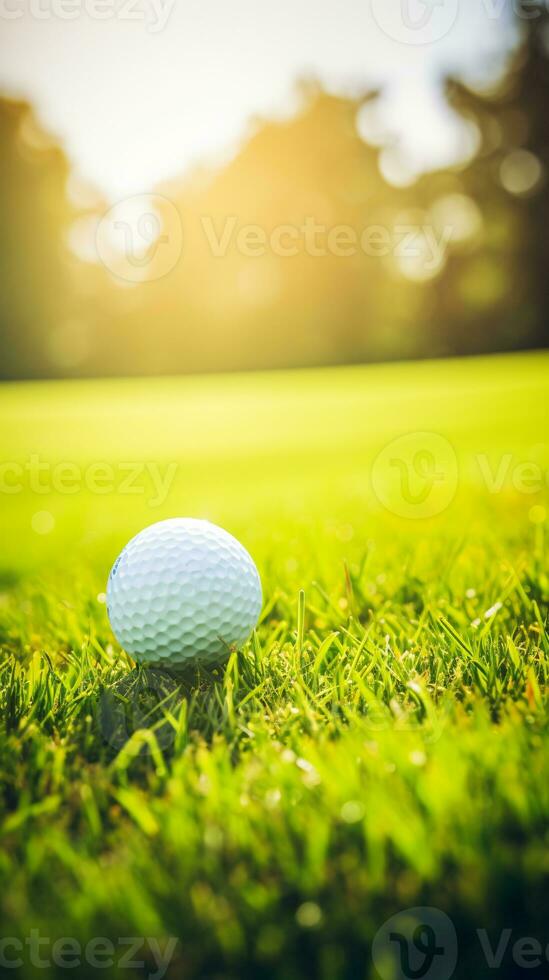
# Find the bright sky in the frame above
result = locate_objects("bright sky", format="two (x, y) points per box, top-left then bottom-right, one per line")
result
(0, 0), (518, 200)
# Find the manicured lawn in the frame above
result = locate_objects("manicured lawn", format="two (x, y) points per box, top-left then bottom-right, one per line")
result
(0, 351), (548, 978)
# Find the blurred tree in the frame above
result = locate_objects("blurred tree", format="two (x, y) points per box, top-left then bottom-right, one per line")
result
(139, 13), (549, 374)
(0, 98), (75, 378)
(424, 2), (549, 355)
(0, 3), (548, 380)
(128, 84), (433, 374)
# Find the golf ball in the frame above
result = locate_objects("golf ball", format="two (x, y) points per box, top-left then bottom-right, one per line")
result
(107, 518), (262, 668)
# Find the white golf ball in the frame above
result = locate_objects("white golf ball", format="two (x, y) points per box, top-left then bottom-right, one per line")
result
(107, 519), (262, 668)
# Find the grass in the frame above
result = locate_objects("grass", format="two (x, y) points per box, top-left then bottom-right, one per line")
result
(0, 351), (548, 979)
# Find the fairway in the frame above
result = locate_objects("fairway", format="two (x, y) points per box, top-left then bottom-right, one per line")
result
(0, 351), (548, 979)
(1, 350), (548, 575)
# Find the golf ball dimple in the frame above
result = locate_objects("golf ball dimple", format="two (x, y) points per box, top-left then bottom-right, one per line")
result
(106, 519), (262, 668)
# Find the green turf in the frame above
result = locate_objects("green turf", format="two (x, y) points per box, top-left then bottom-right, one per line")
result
(0, 352), (548, 979)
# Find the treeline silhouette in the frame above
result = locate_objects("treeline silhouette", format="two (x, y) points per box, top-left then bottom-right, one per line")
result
(1, 10), (548, 380)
